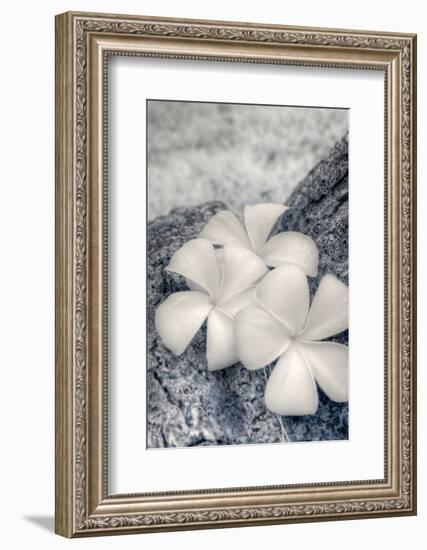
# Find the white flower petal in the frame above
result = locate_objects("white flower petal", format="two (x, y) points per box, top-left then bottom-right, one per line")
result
(155, 291), (212, 355)
(264, 345), (319, 416)
(218, 286), (257, 318)
(216, 245), (267, 304)
(206, 308), (239, 371)
(301, 274), (348, 340)
(297, 341), (348, 402)
(215, 247), (224, 265)
(244, 203), (289, 252)
(199, 210), (251, 249)
(185, 279), (205, 292)
(166, 239), (220, 299)
(235, 307), (291, 370)
(258, 231), (319, 277)
(255, 264), (310, 334)
(186, 248), (224, 292)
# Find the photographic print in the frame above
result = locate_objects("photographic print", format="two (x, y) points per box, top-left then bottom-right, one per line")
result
(147, 100), (349, 449)
(56, 12), (417, 536)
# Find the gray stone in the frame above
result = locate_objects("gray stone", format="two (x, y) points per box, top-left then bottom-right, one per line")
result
(147, 135), (349, 448)
(279, 133), (349, 290)
(271, 134), (349, 442)
(147, 202), (285, 448)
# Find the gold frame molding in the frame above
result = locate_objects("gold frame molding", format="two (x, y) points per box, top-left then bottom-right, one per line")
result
(55, 11), (417, 538)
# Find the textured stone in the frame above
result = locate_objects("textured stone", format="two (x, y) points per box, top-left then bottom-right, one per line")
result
(147, 135), (349, 448)
(279, 133), (349, 290)
(147, 201), (285, 448)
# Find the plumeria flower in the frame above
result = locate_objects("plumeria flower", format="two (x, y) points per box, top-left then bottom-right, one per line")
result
(199, 203), (319, 277)
(155, 238), (267, 371)
(235, 264), (349, 416)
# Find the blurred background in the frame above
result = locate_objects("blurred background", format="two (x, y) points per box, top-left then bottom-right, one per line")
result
(147, 100), (348, 220)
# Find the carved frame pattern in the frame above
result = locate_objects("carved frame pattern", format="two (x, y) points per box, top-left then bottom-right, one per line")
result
(55, 11), (416, 537)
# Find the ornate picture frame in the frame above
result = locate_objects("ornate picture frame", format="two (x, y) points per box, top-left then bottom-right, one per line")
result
(55, 11), (417, 537)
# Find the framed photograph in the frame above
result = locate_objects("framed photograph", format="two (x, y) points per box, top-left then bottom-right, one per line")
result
(55, 11), (417, 537)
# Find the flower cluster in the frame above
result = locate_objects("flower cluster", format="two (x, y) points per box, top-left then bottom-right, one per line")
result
(155, 203), (348, 416)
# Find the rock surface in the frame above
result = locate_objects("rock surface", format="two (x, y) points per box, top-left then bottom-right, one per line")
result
(274, 134), (349, 442)
(147, 135), (349, 448)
